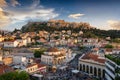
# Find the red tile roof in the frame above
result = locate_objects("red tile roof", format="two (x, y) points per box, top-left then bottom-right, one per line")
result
(92, 48), (99, 51)
(26, 63), (46, 69)
(105, 49), (112, 52)
(26, 63), (37, 68)
(0, 64), (14, 75)
(37, 64), (46, 68)
(39, 38), (46, 43)
(81, 53), (105, 64)
(47, 47), (59, 52)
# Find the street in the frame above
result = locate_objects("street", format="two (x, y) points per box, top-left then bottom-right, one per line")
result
(43, 47), (95, 80)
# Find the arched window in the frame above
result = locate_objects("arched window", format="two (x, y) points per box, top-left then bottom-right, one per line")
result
(94, 67), (97, 76)
(98, 68), (101, 78)
(80, 64), (82, 71)
(86, 65), (89, 73)
(90, 66), (93, 74)
(102, 69), (105, 78)
(83, 64), (85, 72)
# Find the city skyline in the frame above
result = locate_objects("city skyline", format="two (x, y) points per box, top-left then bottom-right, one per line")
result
(0, 0), (120, 31)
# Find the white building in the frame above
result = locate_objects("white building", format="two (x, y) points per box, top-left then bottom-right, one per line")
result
(22, 37), (32, 46)
(104, 48), (120, 55)
(105, 55), (120, 80)
(82, 38), (98, 48)
(13, 56), (27, 64)
(12, 53), (34, 58)
(104, 48), (112, 55)
(25, 63), (46, 74)
(105, 58), (116, 80)
(3, 38), (32, 47)
(15, 37), (32, 47)
(3, 41), (15, 47)
(112, 49), (120, 54)
(14, 39), (23, 47)
(13, 63), (46, 74)
(78, 53), (105, 79)
(41, 48), (67, 65)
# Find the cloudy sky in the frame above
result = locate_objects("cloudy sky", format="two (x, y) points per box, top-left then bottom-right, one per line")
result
(0, 0), (120, 31)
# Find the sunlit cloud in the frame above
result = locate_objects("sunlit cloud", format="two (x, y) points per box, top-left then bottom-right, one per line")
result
(8, 8), (59, 23)
(107, 20), (120, 30)
(0, 0), (59, 29)
(68, 13), (85, 19)
(0, 0), (7, 7)
(0, 8), (10, 27)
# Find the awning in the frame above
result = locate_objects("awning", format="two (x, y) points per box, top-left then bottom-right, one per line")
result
(33, 74), (43, 77)
(72, 70), (79, 73)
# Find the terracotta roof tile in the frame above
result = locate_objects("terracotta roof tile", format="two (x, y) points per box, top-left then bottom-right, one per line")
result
(82, 53), (105, 64)
(47, 48), (59, 52)
(0, 64), (13, 75)
(105, 49), (112, 52)
(37, 64), (46, 68)
(26, 63), (37, 68)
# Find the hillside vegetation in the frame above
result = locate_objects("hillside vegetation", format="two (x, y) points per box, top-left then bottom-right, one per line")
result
(21, 20), (120, 39)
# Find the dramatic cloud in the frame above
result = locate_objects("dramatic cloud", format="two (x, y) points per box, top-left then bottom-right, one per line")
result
(0, 0), (7, 7)
(0, 0), (11, 27)
(107, 20), (120, 30)
(8, 8), (59, 23)
(68, 13), (84, 19)
(30, 0), (41, 9)
(0, 8), (10, 27)
(0, 0), (59, 29)
(10, 0), (20, 7)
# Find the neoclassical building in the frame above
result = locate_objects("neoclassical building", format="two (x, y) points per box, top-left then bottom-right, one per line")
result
(78, 53), (105, 79)
(41, 48), (70, 66)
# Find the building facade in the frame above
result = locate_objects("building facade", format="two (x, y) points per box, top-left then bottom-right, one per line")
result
(78, 53), (105, 79)
(41, 48), (67, 66)
(105, 58), (120, 80)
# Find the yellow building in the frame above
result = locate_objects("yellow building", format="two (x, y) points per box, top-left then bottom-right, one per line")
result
(3, 57), (13, 65)
(0, 36), (4, 42)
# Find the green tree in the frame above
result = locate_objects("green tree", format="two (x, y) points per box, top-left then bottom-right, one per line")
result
(34, 49), (44, 58)
(112, 38), (120, 43)
(54, 36), (59, 40)
(0, 71), (29, 80)
(105, 44), (113, 48)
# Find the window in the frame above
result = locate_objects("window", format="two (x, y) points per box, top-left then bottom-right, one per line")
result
(94, 67), (97, 76)
(90, 66), (93, 74)
(83, 64), (85, 72)
(80, 64), (82, 71)
(98, 68), (101, 77)
(86, 65), (89, 73)
(102, 69), (105, 78)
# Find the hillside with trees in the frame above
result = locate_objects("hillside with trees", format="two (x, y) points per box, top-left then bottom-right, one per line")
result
(20, 20), (120, 39)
